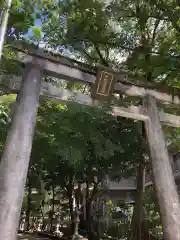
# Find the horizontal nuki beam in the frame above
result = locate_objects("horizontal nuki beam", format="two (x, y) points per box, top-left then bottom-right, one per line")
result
(1, 75), (180, 128)
(43, 85), (180, 127)
(11, 46), (180, 106)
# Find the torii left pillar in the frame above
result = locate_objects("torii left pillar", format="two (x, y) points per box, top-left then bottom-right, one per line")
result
(0, 62), (43, 240)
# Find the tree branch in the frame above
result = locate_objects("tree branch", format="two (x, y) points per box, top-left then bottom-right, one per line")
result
(79, 47), (98, 64)
(75, 37), (180, 59)
(94, 44), (109, 67)
(89, 181), (100, 202)
(151, 18), (161, 45)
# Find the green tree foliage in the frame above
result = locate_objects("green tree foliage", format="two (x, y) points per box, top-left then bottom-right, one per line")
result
(144, 186), (162, 237)
(0, 0), (45, 74)
(33, 100), (143, 177)
(40, 0), (180, 160)
(0, 94), (15, 153)
(27, 100), (144, 234)
(42, 0), (180, 90)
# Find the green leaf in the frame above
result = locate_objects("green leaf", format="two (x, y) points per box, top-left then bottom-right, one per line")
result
(32, 26), (42, 40)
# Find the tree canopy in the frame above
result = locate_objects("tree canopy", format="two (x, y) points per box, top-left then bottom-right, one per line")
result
(41, 0), (180, 89)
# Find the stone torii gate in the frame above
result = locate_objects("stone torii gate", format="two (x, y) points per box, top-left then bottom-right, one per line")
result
(0, 45), (180, 240)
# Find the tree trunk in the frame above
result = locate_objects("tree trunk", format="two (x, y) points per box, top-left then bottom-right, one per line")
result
(0, 0), (12, 59)
(50, 187), (55, 233)
(73, 182), (82, 238)
(85, 180), (90, 221)
(68, 173), (74, 235)
(77, 182), (81, 209)
(25, 176), (32, 231)
(143, 95), (180, 240)
(0, 63), (42, 240)
(85, 181), (94, 240)
(73, 207), (80, 237)
(87, 202), (93, 240)
(128, 163), (145, 240)
(40, 202), (45, 231)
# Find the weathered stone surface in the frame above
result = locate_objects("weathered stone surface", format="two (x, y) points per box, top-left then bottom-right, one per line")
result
(18, 233), (50, 240)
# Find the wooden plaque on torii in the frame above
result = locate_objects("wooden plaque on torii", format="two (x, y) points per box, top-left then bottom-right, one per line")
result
(91, 69), (116, 100)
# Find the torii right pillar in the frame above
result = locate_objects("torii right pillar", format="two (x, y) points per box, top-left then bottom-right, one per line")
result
(143, 95), (180, 240)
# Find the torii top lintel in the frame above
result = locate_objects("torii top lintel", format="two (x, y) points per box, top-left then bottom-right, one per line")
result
(10, 45), (180, 105)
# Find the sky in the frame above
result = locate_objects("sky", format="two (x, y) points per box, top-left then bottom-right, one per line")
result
(23, 11), (68, 54)
(23, 18), (42, 38)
